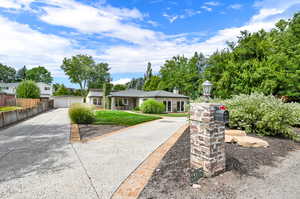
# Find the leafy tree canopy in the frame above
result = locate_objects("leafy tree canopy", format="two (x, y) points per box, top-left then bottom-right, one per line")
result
(204, 12), (300, 99)
(53, 84), (71, 96)
(26, 66), (53, 84)
(61, 54), (111, 96)
(113, 84), (127, 91)
(88, 63), (111, 89)
(0, 63), (16, 83)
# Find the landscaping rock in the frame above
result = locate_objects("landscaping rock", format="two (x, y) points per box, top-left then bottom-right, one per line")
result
(192, 184), (201, 189)
(233, 136), (269, 148)
(225, 129), (269, 148)
(225, 129), (247, 136)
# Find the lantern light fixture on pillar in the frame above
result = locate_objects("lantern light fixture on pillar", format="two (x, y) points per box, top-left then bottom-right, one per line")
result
(202, 80), (213, 102)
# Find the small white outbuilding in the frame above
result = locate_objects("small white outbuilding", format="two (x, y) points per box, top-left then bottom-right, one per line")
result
(52, 96), (84, 108)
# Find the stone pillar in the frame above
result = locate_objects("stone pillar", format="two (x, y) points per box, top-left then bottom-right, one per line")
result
(111, 97), (116, 110)
(190, 103), (226, 177)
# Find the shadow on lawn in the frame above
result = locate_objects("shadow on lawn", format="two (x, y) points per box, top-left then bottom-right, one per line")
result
(0, 123), (71, 183)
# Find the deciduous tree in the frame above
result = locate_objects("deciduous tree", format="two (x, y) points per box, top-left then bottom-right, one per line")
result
(26, 66), (53, 84)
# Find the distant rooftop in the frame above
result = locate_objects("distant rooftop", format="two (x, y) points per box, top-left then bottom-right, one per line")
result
(87, 89), (189, 98)
(0, 82), (51, 87)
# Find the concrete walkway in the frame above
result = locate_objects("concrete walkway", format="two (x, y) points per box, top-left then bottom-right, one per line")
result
(0, 109), (187, 199)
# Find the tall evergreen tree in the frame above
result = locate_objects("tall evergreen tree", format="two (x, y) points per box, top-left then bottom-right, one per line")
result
(16, 65), (27, 81)
(144, 62), (153, 81)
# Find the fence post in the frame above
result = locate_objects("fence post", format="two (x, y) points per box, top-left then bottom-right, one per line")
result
(190, 103), (226, 178)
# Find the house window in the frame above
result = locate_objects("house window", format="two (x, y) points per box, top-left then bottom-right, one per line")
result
(163, 100), (172, 112)
(181, 101), (185, 112)
(92, 98), (102, 105)
(177, 101), (185, 112)
(93, 98), (98, 105)
(123, 98), (128, 105)
(45, 87), (50, 90)
(116, 98), (123, 106)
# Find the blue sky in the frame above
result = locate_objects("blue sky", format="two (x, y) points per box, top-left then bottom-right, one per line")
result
(0, 0), (299, 88)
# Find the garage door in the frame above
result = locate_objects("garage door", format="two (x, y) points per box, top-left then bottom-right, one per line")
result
(53, 96), (84, 108)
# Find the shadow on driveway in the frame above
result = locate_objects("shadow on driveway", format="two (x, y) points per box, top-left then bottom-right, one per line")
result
(0, 122), (72, 183)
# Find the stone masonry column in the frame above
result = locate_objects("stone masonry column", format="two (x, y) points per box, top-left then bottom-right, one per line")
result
(190, 103), (226, 177)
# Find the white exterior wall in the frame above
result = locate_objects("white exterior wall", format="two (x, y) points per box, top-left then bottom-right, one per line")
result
(154, 97), (188, 112)
(0, 87), (15, 95)
(37, 83), (52, 98)
(0, 82), (52, 98)
(52, 96), (84, 108)
(137, 97), (188, 112)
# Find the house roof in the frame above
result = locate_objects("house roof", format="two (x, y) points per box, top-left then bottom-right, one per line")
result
(107, 89), (188, 98)
(0, 82), (19, 87)
(143, 90), (188, 98)
(87, 89), (104, 97)
(109, 89), (148, 97)
(0, 82), (51, 87)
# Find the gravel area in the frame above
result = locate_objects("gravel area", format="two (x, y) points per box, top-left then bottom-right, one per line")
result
(139, 130), (300, 199)
(79, 124), (126, 140)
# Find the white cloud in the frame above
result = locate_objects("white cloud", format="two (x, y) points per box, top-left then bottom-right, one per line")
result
(228, 4), (243, 10)
(204, 1), (220, 6)
(163, 9), (201, 23)
(201, 6), (213, 12)
(250, 8), (283, 22)
(163, 13), (180, 23)
(254, 0), (300, 10)
(112, 78), (131, 85)
(0, 16), (92, 76)
(0, 0), (299, 77)
(0, 0), (35, 9)
(147, 20), (159, 27)
(39, 0), (155, 45)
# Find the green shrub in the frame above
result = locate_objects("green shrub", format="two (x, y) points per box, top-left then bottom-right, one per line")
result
(133, 106), (140, 111)
(140, 99), (165, 114)
(223, 93), (300, 141)
(69, 103), (95, 124)
(16, 80), (40, 98)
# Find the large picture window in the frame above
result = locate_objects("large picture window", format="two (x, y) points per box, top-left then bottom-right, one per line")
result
(92, 98), (102, 105)
(163, 100), (172, 112)
(177, 101), (185, 112)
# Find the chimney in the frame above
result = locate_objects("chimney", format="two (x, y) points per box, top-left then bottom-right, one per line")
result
(173, 88), (179, 94)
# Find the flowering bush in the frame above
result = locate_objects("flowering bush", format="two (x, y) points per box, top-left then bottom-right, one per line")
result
(69, 103), (95, 124)
(223, 93), (300, 141)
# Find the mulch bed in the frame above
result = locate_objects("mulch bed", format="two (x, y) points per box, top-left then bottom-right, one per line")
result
(78, 124), (126, 140)
(139, 130), (300, 199)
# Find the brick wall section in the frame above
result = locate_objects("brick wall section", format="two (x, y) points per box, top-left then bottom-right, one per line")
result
(190, 103), (226, 177)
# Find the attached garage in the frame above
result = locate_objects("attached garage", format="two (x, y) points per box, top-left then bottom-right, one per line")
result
(52, 96), (84, 108)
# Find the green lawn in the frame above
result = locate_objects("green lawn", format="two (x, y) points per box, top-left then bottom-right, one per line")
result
(133, 111), (189, 117)
(156, 113), (189, 117)
(0, 106), (21, 112)
(94, 110), (161, 126)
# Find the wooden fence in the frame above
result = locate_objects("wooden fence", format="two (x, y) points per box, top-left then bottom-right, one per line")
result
(0, 93), (16, 106)
(16, 98), (41, 108)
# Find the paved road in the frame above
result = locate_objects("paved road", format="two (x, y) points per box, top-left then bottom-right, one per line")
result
(0, 109), (187, 199)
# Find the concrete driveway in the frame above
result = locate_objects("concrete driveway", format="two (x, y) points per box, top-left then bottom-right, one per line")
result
(0, 108), (187, 199)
